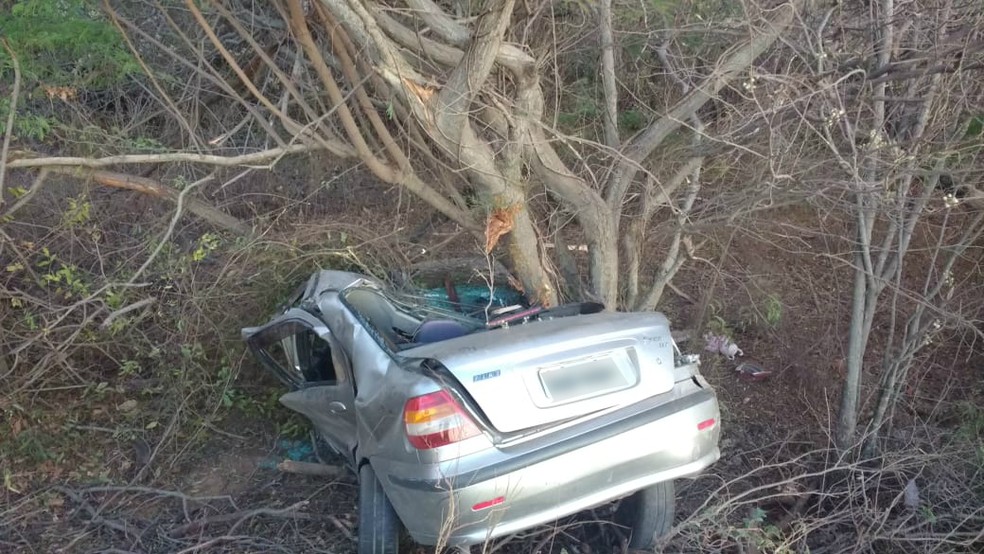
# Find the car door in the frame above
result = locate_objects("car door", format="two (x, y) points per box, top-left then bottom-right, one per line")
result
(242, 309), (357, 463)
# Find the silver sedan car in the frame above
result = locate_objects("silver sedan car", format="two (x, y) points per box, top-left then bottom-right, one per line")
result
(242, 270), (720, 553)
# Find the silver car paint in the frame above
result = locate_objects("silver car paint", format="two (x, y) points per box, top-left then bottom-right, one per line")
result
(400, 311), (679, 433)
(244, 270), (720, 546)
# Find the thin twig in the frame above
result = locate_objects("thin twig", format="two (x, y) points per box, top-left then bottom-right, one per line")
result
(100, 298), (156, 329)
(6, 143), (324, 169)
(128, 173), (213, 285)
(173, 535), (254, 554)
(1, 167), (47, 218)
(52, 487), (143, 542)
(80, 485), (236, 506)
(0, 38), (22, 207)
(168, 501), (311, 538)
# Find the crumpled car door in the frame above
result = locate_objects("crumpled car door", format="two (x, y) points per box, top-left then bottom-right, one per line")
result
(242, 309), (357, 464)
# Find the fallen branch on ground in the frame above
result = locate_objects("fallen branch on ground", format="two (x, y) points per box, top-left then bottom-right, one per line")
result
(168, 500), (312, 538)
(47, 167), (248, 235)
(52, 486), (144, 543)
(277, 459), (348, 478)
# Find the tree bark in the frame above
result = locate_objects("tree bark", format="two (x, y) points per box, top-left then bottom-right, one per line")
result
(598, 0), (619, 150)
(835, 0), (895, 451)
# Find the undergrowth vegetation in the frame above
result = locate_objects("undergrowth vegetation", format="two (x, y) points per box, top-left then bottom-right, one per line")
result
(667, 429), (984, 553)
(0, 170), (405, 483)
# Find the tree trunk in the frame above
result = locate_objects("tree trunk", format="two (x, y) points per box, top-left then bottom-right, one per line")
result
(836, 249), (868, 451)
(505, 200), (556, 306)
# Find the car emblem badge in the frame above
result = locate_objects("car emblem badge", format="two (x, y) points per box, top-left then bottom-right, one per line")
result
(473, 370), (501, 382)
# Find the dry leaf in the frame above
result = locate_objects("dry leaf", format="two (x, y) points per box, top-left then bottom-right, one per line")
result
(42, 86), (77, 101)
(117, 399), (138, 413)
(904, 479), (920, 510)
(485, 205), (520, 253)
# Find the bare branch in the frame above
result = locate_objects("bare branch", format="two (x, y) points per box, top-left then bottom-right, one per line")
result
(605, 1), (800, 216)
(100, 298), (156, 330)
(6, 144), (333, 169)
(0, 38), (21, 209)
(168, 500), (311, 538)
(183, 0), (346, 154)
(108, 8), (290, 148)
(286, 0), (398, 183)
(598, 0), (619, 149)
(104, 0), (203, 150)
(435, 0), (516, 134)
(209, 1), (339, 137)
(636, 160), (702, 311)
(404, 0), (534, 73)
(624, 156), (702, 308)
(1, 167), (46, 218)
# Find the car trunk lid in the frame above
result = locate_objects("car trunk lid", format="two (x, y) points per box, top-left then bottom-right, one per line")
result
(400, 312), (678, 434)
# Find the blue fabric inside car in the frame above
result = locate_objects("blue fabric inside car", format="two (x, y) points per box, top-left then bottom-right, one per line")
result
(413, 320), (471, 344)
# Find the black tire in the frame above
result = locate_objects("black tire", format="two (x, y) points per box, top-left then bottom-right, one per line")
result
(358, 463), (400, 554)
(614, 480), (675, 550)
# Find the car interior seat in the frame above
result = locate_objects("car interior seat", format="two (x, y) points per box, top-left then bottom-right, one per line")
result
(412, 319), (472, 344)
(343, 288), (420, 349)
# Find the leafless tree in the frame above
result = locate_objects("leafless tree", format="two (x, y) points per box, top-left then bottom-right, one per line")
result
(5, 0), (804, 309)
(761, 0), (984, 449)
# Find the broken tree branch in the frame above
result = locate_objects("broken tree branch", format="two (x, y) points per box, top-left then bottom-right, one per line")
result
(47, 167), (248, 235)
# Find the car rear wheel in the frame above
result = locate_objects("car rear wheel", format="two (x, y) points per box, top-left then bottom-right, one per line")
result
(613, 480), (675, 550)
(358, 463), (400, 554)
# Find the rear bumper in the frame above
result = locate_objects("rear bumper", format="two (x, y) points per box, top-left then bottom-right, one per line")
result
(376, 387), (720, 546)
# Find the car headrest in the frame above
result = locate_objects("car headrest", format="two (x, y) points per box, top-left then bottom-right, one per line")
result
(413, 320), (471, 344)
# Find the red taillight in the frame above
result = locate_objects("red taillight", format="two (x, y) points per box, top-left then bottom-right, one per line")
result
(697, 418), (716, 431)
(471, 496), (505, 511)
(403, 390), (481, 449)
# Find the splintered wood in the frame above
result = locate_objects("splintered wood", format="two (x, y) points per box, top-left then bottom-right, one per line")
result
(485, 205), (520, 253)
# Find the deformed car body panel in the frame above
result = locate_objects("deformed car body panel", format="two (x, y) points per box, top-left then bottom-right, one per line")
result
(242, 270), (721, 547)
(400, 312), (679, 433)
(379, 388), (719, 545)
